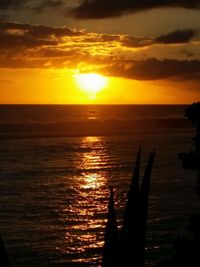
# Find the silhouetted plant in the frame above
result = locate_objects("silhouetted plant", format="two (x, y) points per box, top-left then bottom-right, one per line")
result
(120, 148), (141, 267)
(102, 149), (155, 267)
(137, 151), (155, 267)
(102, 187), (119, 267)
(158, 218), (200, 267)
(158, 103), (200, 267)
(179, 102), (200, 198)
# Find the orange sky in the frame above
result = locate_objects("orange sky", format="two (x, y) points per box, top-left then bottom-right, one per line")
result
(0, 1), (200, 104)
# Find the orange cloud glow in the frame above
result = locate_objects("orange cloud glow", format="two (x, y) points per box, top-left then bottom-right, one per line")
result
(0, 21), (200, 103)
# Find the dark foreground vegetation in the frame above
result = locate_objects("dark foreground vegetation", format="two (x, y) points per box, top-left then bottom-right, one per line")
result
(103, 102), (200, 267)
(102, 149), (155, 267)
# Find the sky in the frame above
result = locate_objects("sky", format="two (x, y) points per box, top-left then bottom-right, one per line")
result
(1, 0), (200, 104)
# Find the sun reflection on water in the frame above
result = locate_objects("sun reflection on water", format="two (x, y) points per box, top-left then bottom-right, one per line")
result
(63, 135), (109, 264)
(82, 173), (100, 189)
(83, 136), (100, 143)
(79, 136), (107, 189)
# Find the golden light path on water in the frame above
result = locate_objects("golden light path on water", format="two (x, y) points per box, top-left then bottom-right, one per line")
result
(63, 135), (110, 265)
(80, 136), (108, 189)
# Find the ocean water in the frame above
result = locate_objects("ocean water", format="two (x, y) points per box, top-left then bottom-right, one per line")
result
(0, 105), (199, 267)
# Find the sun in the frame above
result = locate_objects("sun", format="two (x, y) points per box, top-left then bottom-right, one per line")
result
(75, 73), (107, 98)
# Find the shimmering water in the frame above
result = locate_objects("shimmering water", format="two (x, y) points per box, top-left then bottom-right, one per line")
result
(0, 105), (199, 266)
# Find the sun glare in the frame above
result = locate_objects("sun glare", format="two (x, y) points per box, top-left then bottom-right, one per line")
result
(75, 73), (107, 98)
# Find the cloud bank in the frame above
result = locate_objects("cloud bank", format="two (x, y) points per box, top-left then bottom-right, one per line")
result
(100, 59), (200, 81)
(69, 0), (200, 19)
(0, 21), (200, 82)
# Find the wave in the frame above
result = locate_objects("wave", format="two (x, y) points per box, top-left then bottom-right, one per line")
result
(0, 118), (191, 139)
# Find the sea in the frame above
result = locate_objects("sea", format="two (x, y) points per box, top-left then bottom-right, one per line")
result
(0, 105), (199, 267)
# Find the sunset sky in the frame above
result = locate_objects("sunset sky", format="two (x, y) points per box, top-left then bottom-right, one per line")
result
(1, 0), (200, 104)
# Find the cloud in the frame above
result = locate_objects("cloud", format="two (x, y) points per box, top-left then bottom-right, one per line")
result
(155, 29), (198, 44)
(69, 0), (200, 19)
(121, 36), (153, 48)
(0, 19), (200, 81)
(0, 21), (72, 50)
(0, 22), (197, 54)
(0, 0), (30, 9)
(0, 0), (65, 11)
(121, 29), (198, 49)
(0, 32), (57, 49)
(0, 13), (9, 20)
(100, 59), (200, 81)
(0, 21), (84, 67)
(0, 21), (94, 68)
(32, 0), (65, 12)
(0, 21), (80, 52)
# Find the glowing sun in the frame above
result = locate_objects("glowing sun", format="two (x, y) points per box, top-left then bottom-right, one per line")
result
(75, 73), (107, 98)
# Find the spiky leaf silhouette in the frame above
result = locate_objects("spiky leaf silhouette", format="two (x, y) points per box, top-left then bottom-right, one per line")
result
(121, 148), (141, 238)
(102, 186), (119, 267)
(137, 150), (155, 267)
(102, 149), (155, 267)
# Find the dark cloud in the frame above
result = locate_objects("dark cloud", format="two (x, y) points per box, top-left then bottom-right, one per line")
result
(121, 29), (197, 49)
(0, 32), (57, 49)
(1, 22), (195, 54)
(121, 36), (153, 48)
(32, 0), (65, 12)
(0, 19), (200, 83)
(0, 21), (83, 67)
(155, 29), (198, 44)
(23, 24), (76, 38)
(0, 21), (78, 40)
(69, 0), (200, 19)
(101, 59), (200, 81)
(0, 0), (30, 9)
(0, 22), (65, 49)
(0, 21), (90, 68)
(0, 0), (65, 12)
(0, 0), (66, 10)
(0, 13), (9, 20)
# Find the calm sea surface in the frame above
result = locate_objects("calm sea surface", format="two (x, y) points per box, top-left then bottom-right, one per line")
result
(0, 105), (199, 266)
